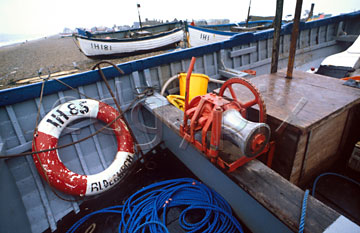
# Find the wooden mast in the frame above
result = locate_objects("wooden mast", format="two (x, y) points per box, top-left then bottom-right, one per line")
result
(137, 3), (143, 29)
(245, 0), (252, 27)
(270, 0), (284, 73)
(286, 0), (303, 79)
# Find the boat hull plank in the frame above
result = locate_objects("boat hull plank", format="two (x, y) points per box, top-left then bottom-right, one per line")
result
(230, 45), (257, 58)
(0, 159), (32, 233)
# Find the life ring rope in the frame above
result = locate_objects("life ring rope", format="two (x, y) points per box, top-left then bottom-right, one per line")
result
(32, 99), (134, 196)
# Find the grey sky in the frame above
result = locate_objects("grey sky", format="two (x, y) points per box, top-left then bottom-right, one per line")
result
(0, 0), (358, 35)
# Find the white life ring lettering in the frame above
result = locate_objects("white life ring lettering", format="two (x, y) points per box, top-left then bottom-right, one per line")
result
(32, 99), (135, 196)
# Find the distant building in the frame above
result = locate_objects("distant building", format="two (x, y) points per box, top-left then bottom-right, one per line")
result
(143, 18), (164, 26)
(207, 19), (230, 25)
(90, 26), (114, 34)
(192, 19), (230, 26)
(194, 19), (208, 26)
(116, 25), (131, 31)
(248, 15), (275, 21)
(62, 27), (73, 34)
(133, 18), (179, 28)
(60, 27), (74, 37)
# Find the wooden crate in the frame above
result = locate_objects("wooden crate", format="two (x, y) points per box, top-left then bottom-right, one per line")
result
(225, 69), (360, 186)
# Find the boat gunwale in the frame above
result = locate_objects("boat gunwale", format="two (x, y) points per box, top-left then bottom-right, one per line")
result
(86, 21), (183, 37)
(187, 25), (238, 36)
(76, 27), (184, 43)
(199, 20), (274, 29)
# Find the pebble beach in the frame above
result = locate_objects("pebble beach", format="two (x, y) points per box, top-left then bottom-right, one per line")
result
(0, 34), (167, 90)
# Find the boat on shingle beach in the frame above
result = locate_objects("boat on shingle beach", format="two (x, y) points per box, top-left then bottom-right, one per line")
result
(186, 20), (273, 47)
(75, 22), (184, 59)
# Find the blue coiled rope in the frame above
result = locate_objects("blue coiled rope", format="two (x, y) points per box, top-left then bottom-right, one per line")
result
(67, 178), (243, 233)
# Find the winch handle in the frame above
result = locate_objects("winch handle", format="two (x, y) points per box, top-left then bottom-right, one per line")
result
(183, 57), (196, 128)
(218, 78), (267, 122)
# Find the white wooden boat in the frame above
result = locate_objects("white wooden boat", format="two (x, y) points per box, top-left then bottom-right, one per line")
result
(75, 22), (184, 58)
(186, 20), (273, 47)
(187, 25), (236, 47)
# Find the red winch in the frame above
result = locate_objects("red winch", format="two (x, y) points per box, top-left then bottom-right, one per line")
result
(180, 57), (274, 172)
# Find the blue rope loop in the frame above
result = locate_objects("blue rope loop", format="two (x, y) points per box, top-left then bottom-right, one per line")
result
(298, 189), (309, 233)
(299, 172), (360, 233)
(312, 172), (360, 197)
(67, 178), (244, 233)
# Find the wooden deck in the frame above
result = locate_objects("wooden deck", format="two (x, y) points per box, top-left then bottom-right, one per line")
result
(218, 69), (360, 185)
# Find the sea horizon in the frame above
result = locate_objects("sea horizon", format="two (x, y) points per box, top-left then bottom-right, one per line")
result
(0, 33), (56, 48)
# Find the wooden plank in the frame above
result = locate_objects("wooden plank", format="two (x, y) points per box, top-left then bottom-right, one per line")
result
(264, 115), (303, 179)
(149, 100), (344, 233)
(132, 71), (142, 94)
(6, 105), (57, 231)
(218, 68), (249, 79)
(231, 160), (340, 233)
(289, 133), (309, 184)
(144, 69), (153, 87)
(16, 70), (79, 84)
(338, 105), (360, 161)
(267, 38), (272, 58)
(250, 42), (257, 63)
(240, 45), (246, 67)
(213, 52), (218, 75)
(153, 104), (183, 132)
(231, 47), (237, 68)
(298, 110), (349, 186)
(224, 39), (336, 74)
(336, 34), (358, 43)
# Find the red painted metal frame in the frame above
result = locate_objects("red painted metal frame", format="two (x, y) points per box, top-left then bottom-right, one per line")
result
(180, 69), (274, 172)
(217, 144), (269, 173)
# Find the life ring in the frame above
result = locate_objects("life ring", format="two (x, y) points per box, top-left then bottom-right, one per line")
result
(32, 99), (134, 196)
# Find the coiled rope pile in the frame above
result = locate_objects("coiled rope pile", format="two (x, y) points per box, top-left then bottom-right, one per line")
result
(67, 178), (244, 233)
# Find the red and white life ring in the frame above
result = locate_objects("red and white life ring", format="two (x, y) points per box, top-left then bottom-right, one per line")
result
(32, 99), (134, 196)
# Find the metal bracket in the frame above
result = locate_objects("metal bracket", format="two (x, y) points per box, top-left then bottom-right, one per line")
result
(143, 93), (170, 111)
(38, 68), (51, 80)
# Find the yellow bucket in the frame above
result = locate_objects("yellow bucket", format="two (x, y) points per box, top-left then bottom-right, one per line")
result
(178, 73), (209, 102)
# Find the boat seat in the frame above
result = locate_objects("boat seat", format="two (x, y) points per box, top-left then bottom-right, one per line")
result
(218, 68), (250, 79)
(321, 35), (360, 69)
